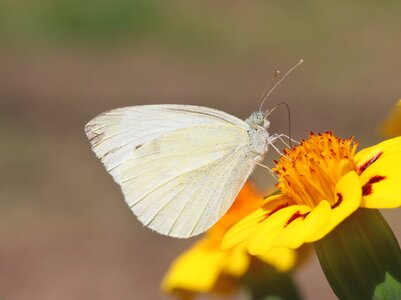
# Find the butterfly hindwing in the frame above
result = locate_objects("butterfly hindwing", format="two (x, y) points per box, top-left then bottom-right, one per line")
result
(120, 125), (255, 238)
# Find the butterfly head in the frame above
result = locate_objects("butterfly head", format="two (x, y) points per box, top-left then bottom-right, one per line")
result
(246, 111), (270, 129)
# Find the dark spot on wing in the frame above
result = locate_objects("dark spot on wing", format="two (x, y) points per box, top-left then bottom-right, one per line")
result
(102, 147), (120, 159)
(87, 130), (105, 146)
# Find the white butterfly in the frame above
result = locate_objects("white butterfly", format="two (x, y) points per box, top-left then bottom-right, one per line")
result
(85, 105), (284, 238)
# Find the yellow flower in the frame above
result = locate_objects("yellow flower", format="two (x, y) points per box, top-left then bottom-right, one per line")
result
(381, 99), (401, 137)
(222, 132), (401, 255)
(162, 183), (297, 299)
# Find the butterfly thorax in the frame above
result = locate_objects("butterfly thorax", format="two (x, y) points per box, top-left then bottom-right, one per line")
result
(245, 111), (270, 159)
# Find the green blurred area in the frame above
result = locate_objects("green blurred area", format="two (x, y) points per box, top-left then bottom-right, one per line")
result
(0, 1), (401, 300)
(1, 0), (399, 54)
(0, 0), (162, 40)
(0, 0), (217, 50)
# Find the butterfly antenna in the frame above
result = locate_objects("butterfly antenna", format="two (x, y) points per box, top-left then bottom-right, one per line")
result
(259, 70), (281, 106)
(258, 59), (304, 112)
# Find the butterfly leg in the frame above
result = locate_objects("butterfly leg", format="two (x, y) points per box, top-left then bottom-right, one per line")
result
(267, 134), (294, 162)
(255, 161), (278, 180)
(269, 133), (299, 148)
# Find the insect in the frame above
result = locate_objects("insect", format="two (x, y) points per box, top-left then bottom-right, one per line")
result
(85, 61), (302, 238)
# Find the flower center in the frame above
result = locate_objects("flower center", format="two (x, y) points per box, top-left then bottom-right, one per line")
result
(273, 131), (358, 208)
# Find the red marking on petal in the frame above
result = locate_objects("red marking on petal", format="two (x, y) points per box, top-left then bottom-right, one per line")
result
(362, 185), (372, 196)
(331, 193), (343, 209)
(357, 151), (383, 174)
(285, 211), (309, 227)
(368, 175), (386, 184)
(258, 203), (289, 223)
(362, 175), (386, 196)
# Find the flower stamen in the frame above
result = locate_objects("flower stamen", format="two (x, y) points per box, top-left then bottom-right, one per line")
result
(274, 132), (358, 208)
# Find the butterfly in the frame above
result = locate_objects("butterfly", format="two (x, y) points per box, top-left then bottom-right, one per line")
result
(85, 61), (302, 238)
(85, 105), (284, 238)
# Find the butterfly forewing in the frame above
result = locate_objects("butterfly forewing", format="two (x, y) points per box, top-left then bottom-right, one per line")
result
(85, 105), (246, 185)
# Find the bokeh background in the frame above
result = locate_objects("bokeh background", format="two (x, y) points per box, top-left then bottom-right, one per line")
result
(1, 1), (401, 299)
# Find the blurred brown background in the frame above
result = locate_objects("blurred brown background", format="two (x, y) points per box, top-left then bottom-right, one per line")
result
(1, 1), (401, 299)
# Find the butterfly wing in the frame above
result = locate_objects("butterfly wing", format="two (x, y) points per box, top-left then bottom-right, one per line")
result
(85, 105), (258, 238)
(120, 124), (257, 238)
(85, 105), (246, 185)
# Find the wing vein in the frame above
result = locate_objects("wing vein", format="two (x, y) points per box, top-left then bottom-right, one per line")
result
(187, 149), (242, 236)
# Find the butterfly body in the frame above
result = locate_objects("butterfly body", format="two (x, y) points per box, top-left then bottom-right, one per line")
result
(86, 105), (271, 238)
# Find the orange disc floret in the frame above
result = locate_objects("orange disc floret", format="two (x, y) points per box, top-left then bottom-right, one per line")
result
(274, 131), (358, 208)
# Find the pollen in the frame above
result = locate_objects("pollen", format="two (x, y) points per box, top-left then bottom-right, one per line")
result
(274, 131), (358, 208)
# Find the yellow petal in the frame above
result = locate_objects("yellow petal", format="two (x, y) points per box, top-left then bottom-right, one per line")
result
(247, 204), (310, 255)
(221, 208), (269, 251)
(221, 195), (294, 251)
(307, 171), (361, 241)
(267, 206), (314, 249)
(355, 137), (401, 173)
(298, 200), (332, 243)
(359, 152), (401, 208)
(258, 247), (298, 272)
(162, 238), (249, 294)
(224, 244), (251, 277)
(380, 99), (401, 137)
(262, 200), (332, 250)
(354, 137), (401, 208)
